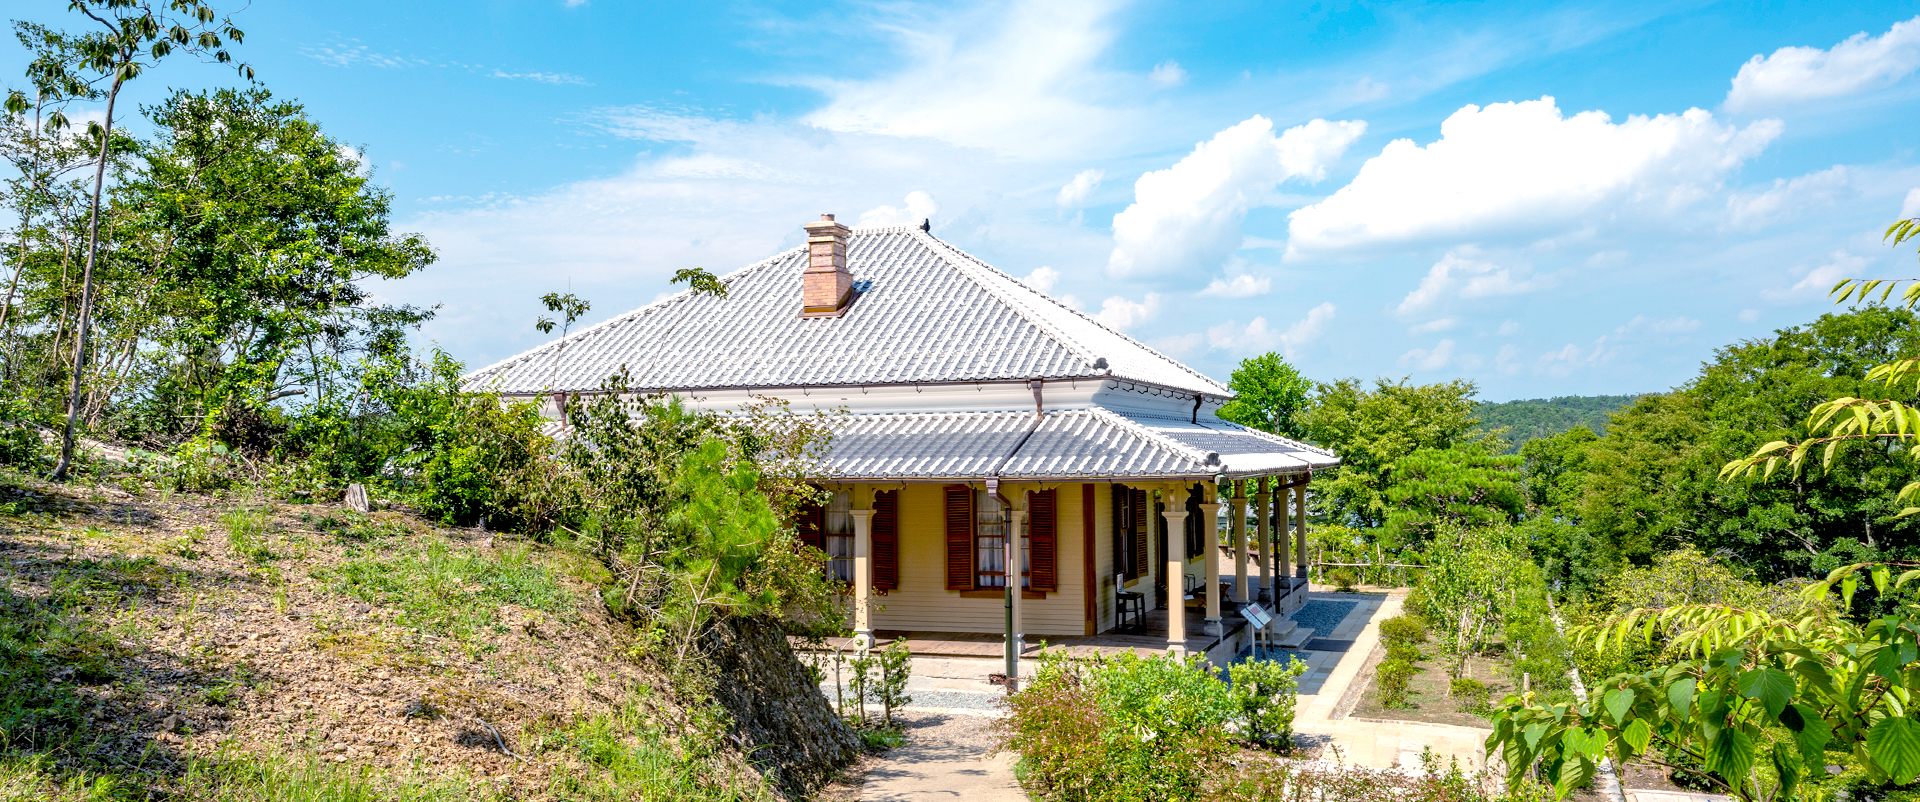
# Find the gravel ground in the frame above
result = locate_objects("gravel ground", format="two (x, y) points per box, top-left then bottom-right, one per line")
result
(1290, 599), (1359, 633)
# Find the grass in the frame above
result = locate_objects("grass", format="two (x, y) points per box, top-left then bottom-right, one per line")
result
(221, 509), (277, 563)
(324, 539), (570, 642)
(177, 750), (496, 802)
(541, 704), (774, 802)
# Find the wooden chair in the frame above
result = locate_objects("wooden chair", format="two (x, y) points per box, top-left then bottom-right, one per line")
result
(1114, 574), (1146, 632)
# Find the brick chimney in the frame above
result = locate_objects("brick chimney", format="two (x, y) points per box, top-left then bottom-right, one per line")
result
(800, 214), (854, 318)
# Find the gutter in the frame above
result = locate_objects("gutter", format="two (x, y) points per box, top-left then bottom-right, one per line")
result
(986, 379), (1047, 480)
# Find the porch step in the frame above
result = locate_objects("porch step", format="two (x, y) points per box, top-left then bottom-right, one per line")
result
(1275, 625), (1315, 649)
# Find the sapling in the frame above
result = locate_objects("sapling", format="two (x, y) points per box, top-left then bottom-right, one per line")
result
(871, 637), (914, 728)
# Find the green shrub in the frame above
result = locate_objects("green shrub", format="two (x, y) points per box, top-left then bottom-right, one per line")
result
(1449, 677), (1486, 699)
(1375, 658), (1418, 708)
(0, 399), (44, 470)
(1386, 642), (1422, 664)
(1227, 656), (1309, 750)
(1379, 614), (1428, 647)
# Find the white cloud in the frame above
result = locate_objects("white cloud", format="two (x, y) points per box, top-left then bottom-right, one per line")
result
(1095, 293), (1161, 329)
(1109, 116), (1365, 278)
(1903, 188), (1920, 218)
(858, 190), (941, 227)
(1726, 166), (1849, 229)
(1149, 332), (1203, 356)
(1023, 266), (1061, 294)
(1286, 97), (1781, 255)
(490, 69), (589, 85)
(1198, 274), (1271, 298)
(1739, 309), (1761, 322)
(565, 0), (587, 6)
(1057, 169), (1105, 208)
(1395, 249), (1545, 314)
(1726, 16), (1920, 111)
(1399, 339), (1457, 371)
(1650, 316), (1702, 334)
(1764, 250), (1871, 301)
(1410, 318), (1457, 334)
(336, 143), (367, 175)
(1538, 343), (1583, 377)
(1149, 60), (1188, 88)
(1204, 302), (1336, 357)
(1497, 320), (1521, 336)
(1535, 315), (1707, 376)
(801, 0), (1137, 157)
(1496, 344), (1522, 375)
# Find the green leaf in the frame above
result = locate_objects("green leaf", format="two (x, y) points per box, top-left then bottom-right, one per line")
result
(1524, 723), (1548, 750)
(1605, 687), (1636, 726)
(1622, 718), (1652, 755)
(1737, 667), (1795, 719)
(1787, 704), (1833, 769)
(1565, 727), (1605, 760)
(1703, 728), (1756, 788)
(1773, 742), (1803, 802)
(1668, 677), (1696, 718)
(1869, 716), (1920, 784)
(1793, 661), (1837, 697)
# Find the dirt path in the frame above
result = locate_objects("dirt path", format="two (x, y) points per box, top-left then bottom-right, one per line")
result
(838, 708), (1026, 802)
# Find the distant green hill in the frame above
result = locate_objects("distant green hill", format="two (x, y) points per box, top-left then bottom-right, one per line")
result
(1475, 395), (1643, 451)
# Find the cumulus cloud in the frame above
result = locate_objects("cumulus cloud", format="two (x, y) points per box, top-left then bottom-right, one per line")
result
(1726, 166), (1849, 229)
(1095, 293), (1161, 329)
(1903, 188), (1920, 218)
(1286, 97), (1780, 255)
(1739, 309), (1761, 322)
(1395, 249), (1546, 314)
(1726, 16), (1920, 111)
(1057, 169), (1105, 207)
(859, 190), (940, 227)
(1764, 250), (1871, 301)
(1399, 340), (1457, 371)
(802, 0), (1138, 157)
(1204, 302), (1336, 357)
(1023, 266), (1061, 294)
(1497, 320), (1521, 336)
(1109, 116), (1365, 278)
(1410, 318), (1457, 334)
(1149, 60), (1188, 88)
(1536, 315), (1707, 376)
(1198, 274), (1271, 298)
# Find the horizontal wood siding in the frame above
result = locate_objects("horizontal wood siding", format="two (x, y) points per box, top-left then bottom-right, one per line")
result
(869, 483), (1089, 637)
(1091, 484), (1115, 633)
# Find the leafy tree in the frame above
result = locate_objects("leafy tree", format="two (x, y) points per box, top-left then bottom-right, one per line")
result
(1519, 425), (1599, 514)
(26, 0), (251, 479)
(535, 291), (590, 336)
(1294, 377), (1495, 529)
(1382, 447), (1524, 550)
(1217, 352), (1312, 438)
(1476, 395), (1640, 452)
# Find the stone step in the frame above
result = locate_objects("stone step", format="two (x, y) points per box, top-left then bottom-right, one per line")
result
(1275, 625), (1315, 649)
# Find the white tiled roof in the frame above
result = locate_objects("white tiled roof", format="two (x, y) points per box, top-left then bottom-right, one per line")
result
(820, 408), (1336, 481)
(463, 225), (1228, 396)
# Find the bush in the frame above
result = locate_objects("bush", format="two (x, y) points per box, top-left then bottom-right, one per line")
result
(0, 398), (44, 470)
(1375, 659), (1418, 708)
(1449, 677), (1486, 699)
(1379, 614), (1428, 647)
(1386, 642), (1422, 664)
(998, 650), (1238, 802)
(1227, 656), (1309, 750)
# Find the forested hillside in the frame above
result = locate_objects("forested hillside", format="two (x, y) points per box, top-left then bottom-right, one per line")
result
(1474, 394), (1641, 450)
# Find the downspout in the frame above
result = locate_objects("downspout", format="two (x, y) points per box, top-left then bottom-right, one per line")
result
(993, 379), (1047, 685)
(1192, 393), (1202, 424)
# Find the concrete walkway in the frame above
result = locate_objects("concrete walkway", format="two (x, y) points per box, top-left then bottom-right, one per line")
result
(1290, 589), (1493, 772)
(859, 706), (1027, 802)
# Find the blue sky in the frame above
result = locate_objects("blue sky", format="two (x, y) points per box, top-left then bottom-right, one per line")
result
(9, 0), (1920, 400)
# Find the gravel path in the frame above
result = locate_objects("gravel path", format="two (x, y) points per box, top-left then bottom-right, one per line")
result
(859, 709), (1025, 801)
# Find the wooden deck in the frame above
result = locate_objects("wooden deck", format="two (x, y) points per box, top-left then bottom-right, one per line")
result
(805, 606), (1232, 659)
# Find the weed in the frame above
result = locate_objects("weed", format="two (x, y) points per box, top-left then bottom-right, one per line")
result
(541, 702), (774, 802)
(177, 748), (495, 802)
(853, 725), (905, 751)
(221, 509), (276, 563)
(324, 540), (568, 642)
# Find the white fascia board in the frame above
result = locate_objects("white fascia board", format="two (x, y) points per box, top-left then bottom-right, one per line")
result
(505, 378), (1229, 419)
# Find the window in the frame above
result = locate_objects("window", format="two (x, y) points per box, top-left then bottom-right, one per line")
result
(824, 490), (854, 583)
(975, 492), (1029, 589)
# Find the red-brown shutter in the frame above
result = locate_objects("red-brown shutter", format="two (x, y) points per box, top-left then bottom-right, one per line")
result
(945, 485), (974, 591)
(1029, 489), (1057, 592)
(873, 490), (899, 591)
(1131, 488), (1150, 578)
(797, 501), (825, 552)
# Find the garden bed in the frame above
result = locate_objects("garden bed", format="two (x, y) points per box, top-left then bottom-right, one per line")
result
(1352, 654), (1510, 727)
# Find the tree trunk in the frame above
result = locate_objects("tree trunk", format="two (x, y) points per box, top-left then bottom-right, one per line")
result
(51, 70), (123, 480)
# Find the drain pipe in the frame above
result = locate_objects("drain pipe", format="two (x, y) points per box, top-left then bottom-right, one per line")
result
(991, 380), (1047, 688)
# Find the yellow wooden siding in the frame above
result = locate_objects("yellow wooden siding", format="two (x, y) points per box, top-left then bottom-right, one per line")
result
(867, 482), (1090, 637)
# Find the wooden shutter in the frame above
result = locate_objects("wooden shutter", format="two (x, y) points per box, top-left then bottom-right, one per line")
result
(797, 501), (825, 552)
(1131, 488), (1149, 578)
(1111, 484), (1127, 580)
(872, 490), (899, 591)
(945, 485), (974, 591)
(1028, 489), (1057, 592)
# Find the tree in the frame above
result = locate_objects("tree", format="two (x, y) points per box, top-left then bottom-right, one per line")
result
(1294, 377), (1495, 529)
(28, 0), (251, 480)
(1217, 352), (1312, 438)
(1382, 446), (1524, 550)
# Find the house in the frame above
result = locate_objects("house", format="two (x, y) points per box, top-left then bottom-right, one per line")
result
(464, 215), (1340, 665)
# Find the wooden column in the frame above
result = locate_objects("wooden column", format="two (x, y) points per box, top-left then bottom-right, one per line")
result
(1230, 482), (1249, 604)
(1008, 493), (1027, 663)
(850, 486), (875, 651)
(1161, 486), (1189, 656)
(1254, 478), (1272, 605)
(1294, 483), (1309, 579)
(1277, 482), (1292, 586)
(1199, 498), (1223, 637)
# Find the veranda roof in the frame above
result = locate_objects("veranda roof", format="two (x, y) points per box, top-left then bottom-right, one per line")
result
(818, 407), (1337, 482)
